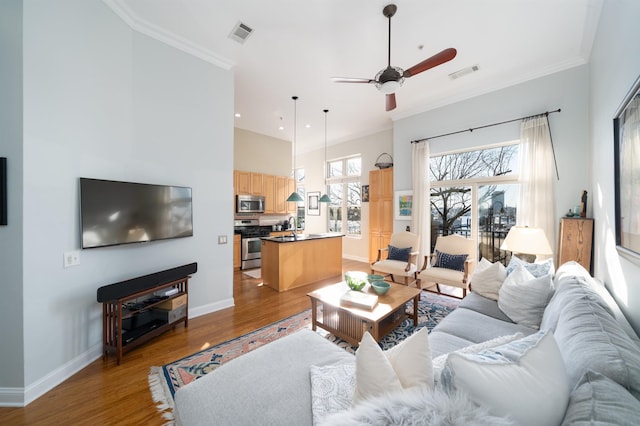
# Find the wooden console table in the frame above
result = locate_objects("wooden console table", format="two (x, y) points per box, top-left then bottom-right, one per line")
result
(97, 263), (196, 364)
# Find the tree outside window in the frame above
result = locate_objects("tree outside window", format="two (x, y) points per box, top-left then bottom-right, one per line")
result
(429, 144), (519, 263)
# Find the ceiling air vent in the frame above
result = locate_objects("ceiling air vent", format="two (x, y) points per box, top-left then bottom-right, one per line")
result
(449, 65), (480, 80)
(229, 22), (254, 44)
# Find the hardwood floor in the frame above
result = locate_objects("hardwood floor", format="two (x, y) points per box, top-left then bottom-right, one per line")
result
(0, 259), (375, 425)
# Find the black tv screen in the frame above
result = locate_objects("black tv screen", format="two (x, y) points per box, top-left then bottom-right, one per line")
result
(80, 178), (193, 249)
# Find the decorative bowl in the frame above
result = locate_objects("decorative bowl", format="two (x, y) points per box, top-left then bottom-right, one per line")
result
(367, 274), (385, 283)
(345, 271), (368, 291)
(370, 280), (390, 295)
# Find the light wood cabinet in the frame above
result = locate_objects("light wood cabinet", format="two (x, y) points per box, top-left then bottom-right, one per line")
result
(251, 173), (263, 195)
(369, 167), (394, 263)
(233, 234), (241, 270)
(263, 174), (275, 213)
(558, 217), (593, 273)
(275, 176), (287, 213)
(235, 170), (251, 195)
(287, 177), (296, 213)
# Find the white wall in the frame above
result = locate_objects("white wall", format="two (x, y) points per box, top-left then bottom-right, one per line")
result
(393, 65), (590, 240)
(0, 0), (25, 394)
(234, 128), (291, 175)
(298, 129), (393, 261)
(4, 0), (234, 404)
(589, 0), (640, 333)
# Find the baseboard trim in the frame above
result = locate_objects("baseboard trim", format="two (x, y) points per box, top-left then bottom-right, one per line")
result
(189, 297), (234, 319)
(0, 387), (24, 407)
(342, 254), (369, 264)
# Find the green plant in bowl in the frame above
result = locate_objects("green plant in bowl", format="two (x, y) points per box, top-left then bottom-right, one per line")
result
(345, 271), (368, 291)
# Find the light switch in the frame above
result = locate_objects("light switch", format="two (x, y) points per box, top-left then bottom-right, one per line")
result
(218, 235), (228, 245)
(64, 251), (80, 268)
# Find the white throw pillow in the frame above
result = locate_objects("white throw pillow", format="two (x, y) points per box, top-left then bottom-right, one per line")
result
(441, 331), (569, 426)
(470, 258), (506, 300)
(498, 264), (554, 329)
(353, 327), (433, 404)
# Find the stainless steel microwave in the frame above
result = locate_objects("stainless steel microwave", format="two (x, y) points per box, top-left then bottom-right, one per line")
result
(236, 194), (265, 214)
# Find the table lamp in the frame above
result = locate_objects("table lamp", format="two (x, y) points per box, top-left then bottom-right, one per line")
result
(500, 226), (553, 262)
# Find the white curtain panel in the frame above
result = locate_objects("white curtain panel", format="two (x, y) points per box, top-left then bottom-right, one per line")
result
(412, 142), (431, 267)
(518, 116), (555, 254)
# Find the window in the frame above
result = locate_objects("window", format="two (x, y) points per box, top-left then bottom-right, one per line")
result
(327, 156), (361, 236)
(295, 168), (305, 229)
(429, 143), (519, 263)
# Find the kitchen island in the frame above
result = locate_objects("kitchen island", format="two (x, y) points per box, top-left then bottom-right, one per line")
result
(261, 233), (344, 292)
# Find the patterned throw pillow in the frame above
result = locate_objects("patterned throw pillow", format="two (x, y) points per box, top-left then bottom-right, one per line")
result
(388, 245), (412, 262)
(506, 255), (554, 277)
(434, 249), (468, 272)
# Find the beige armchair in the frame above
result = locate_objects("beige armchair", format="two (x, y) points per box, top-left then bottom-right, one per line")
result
(418, 234), (476, 298)
(371, 231), (420, 286)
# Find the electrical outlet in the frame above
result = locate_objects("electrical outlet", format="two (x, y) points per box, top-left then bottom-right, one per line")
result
(63, 251), (80, 268)
(218, 235), (228, 245)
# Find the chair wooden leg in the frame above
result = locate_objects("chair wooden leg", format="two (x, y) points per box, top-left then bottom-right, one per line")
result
(462, 288), (467, 298)
(436, 283), (441, 294)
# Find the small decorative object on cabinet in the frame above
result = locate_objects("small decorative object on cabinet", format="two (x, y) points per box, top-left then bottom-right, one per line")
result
(97, 263), (197, 364)
(558, 218), (593, 273)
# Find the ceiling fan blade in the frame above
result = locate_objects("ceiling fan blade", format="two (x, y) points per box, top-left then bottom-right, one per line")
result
(403, 48), (457, 78)
(385, 93), (396, 111)
(331, 77), (376, 84)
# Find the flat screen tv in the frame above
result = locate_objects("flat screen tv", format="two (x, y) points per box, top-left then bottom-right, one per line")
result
(80, 178), (193, 249)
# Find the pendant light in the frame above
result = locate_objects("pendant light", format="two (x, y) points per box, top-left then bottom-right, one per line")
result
(286, 95), (304, 203)
(319, 108), (332, 203)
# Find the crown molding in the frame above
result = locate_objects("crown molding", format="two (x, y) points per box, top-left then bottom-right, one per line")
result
(102, 0), (235, 70)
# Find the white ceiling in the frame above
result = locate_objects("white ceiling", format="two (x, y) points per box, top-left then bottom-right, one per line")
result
(105, 0), (602, 153)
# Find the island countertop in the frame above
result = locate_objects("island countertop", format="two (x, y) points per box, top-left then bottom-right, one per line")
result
(261, 232), (344, 243)
(261, 233), (343, 291)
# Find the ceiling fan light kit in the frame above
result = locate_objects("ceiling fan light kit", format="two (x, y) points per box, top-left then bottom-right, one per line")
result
(331, 3), (457, 111)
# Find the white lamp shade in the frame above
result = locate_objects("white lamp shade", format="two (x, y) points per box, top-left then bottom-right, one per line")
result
(500, 226), (552, 256)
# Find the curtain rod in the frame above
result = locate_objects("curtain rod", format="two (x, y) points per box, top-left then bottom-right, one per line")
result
(410, 108), (561, 144)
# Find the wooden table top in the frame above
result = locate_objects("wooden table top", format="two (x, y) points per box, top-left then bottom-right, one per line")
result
(307, 281), (420, 322)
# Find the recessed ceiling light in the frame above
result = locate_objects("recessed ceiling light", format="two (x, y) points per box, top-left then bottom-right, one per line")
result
(234, 113), (241, 118)
(279, 126), (284, 130)
(305, 124), (311, 128)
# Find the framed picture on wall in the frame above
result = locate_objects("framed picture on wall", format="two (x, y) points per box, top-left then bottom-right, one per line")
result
(394, 190), (413, 221)
(308, 191), (320, 216)
(614, 73), (640, 264)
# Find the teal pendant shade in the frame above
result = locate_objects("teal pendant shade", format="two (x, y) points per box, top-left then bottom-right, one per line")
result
(286, 192), (304, 202)
(319, 194), (331, 203)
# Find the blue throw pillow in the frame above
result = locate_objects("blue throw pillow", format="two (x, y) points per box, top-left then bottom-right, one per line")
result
(435, 249), (467, 272)
(506, 255), (554, 277)
(388, 245), (412, 262)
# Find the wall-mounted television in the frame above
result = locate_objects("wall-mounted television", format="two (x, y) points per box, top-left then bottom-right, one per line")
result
(80, 178), (193, 249)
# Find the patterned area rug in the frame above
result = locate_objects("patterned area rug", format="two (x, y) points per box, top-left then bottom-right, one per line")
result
(148, 291), (458, 422)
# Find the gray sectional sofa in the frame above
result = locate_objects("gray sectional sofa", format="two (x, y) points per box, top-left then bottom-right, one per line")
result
(174, 261), (640, 425)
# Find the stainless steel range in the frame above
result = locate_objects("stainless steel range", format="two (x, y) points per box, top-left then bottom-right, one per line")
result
(234, 219), (271, 270)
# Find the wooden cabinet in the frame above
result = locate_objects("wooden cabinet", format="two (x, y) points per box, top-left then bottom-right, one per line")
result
(369, 167), (394, 263)
(234, 170), (294, 214)
(233, 234), (241, 270)
(558, 217), (593, 273)
(263, 174), (275, 213)
(234, 170), (251, 194)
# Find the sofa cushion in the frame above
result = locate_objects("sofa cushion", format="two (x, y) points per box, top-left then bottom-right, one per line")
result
(427, 330), (475, 358)
(432, 307), (535, 344)
(561, 370), (640, 426)
(469, 258), (506, 300)
(174, 329), (353, 426)
(460, 291), (514, 323)
(553, 297), (640, 399)
(498, 264), (554, 329)
(441, 331), (569, 426)
(353, 328), (432, 404)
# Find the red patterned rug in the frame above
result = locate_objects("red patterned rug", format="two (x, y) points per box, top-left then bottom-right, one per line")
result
(148, 291), (459, 422)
